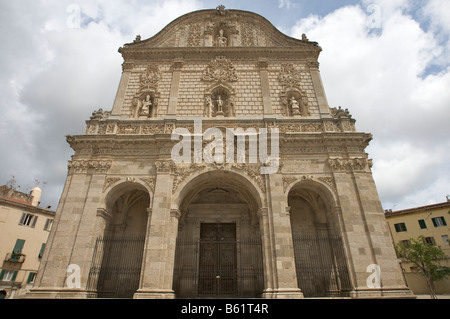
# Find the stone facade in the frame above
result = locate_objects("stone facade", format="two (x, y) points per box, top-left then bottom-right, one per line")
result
(27, 7), (413, 299)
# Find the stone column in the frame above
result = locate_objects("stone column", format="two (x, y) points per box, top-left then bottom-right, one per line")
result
(261, 173), (303, 298)
(134, 160), (180, 299)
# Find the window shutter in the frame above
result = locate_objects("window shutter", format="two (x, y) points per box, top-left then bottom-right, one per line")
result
(442, 217), (447, 226)
(0, 270), (4, 280)
(432, 218), (438, 227)
(27, 272), (35, 283)
(31, 215), (38, 228)
(11, 271), (18, 281)
(39, 243), (46, 258)
(19, 212), (26, 225)
(418, 219), (427, 229)
(13, 239), (25, 254)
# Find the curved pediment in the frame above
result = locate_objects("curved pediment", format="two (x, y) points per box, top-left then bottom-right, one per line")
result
(122, 6), (319, 49)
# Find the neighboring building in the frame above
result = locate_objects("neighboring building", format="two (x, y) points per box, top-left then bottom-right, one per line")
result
(27, 7), (412, 299)
(0, 185), (55, 298)
(385, 200), (450, 294)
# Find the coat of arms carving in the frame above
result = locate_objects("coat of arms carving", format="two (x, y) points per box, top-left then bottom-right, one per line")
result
(202, 56), (238, 83)
(139, 64), (161, 90)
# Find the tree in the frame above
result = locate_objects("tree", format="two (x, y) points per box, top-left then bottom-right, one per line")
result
(395, 236), (450, 299)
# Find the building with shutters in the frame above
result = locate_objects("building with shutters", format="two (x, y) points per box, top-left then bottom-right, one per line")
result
(0, 185), (55, 298)
(27, 6), (413, 299)
(385, 199), (450, 294)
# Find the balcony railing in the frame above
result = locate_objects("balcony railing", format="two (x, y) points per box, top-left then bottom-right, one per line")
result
(5, 253), (25, 263)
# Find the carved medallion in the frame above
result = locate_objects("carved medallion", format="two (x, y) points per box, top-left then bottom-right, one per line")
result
(202, 56), (238, 83)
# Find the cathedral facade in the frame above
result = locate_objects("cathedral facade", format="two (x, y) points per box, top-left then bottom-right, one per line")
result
(28, 7), (413, 299)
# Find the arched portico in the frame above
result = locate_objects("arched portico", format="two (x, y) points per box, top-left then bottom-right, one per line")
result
(171, 169), (266, 298)
(87, 180), (152, 298)
(287, 179), (352, 297)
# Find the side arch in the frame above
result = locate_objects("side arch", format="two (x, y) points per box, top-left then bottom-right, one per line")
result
(286, 176), (352, 297)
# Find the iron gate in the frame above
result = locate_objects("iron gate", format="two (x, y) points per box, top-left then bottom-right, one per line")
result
(87, 235), (146, 298)
(292, 234), (352, 297)
(172, 237), (264, 298)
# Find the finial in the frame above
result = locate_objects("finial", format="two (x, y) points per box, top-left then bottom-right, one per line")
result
(216, 4), (226, 15)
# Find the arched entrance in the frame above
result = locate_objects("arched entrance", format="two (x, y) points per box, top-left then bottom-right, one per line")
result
(288, 181), (351, 297)
(172, 170), (264, 298)
(88, 182), (150, 298)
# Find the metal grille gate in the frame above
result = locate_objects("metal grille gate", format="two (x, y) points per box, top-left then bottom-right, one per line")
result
(292, 234), (352, 297)
(87, 235), (146, 298)
(172, 237), (264, 298)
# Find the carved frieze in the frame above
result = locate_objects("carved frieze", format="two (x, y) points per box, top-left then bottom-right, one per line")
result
(171, 162), (267, 194)
(68, 159), (112, 174)
(103, 177), (121, 192)
(140, 177), (155, 193)
(327, 157), (373, 172)
(155, 160), (176, 173)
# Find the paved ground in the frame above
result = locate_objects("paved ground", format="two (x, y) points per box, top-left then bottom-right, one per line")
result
(415, 294), (450, 299)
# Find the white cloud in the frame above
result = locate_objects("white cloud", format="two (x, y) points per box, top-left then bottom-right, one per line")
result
(278, 0), (294, 10)
(291, 2), (450, 210)
(1, 1), (449, 212)
(0, 0), (204, 207)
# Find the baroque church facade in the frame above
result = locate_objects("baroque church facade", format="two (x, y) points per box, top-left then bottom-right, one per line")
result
(28, 7), (413, 299)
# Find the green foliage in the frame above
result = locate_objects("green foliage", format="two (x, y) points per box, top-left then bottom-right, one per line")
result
(395, 236), (450, 298)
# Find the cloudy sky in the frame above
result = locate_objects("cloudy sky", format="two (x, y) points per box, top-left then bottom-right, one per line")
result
(1, 0), (449, 212)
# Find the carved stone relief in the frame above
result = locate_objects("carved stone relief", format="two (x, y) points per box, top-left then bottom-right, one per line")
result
(278, 63), (310, 117)
(202, 56), (238, 83)
(132, 64), (162, 119)
(327, 157), (373, 172)
(202, 56), (238, 118)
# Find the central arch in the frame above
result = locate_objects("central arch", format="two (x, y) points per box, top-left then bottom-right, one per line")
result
(172, 169), (265, 298)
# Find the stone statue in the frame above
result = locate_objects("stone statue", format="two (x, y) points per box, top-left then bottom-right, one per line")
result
(216, 95), (224, 114)
(289, 96), (300, 115)
(140, 94), (152, 117)
(205, 96), (213, 117)
(216, 29), (227, 47)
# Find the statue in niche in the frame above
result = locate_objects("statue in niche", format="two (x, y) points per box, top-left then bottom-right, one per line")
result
(134, 94), (158, 118)
(216, 95), (224, 115)
(216, 29), (227, 47)
(204, 93), (235, 118)
(205, 96), (213, 117)
(289, 96), (301, 115)
(139, 94), (152, 117)
(226, 95), (235, 117)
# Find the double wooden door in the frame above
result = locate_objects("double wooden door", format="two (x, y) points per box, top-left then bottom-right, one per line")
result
(198, 223), (237, 296)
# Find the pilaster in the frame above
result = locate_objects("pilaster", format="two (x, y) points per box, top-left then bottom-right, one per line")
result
(111, 62), (133, 116)
(261, 173), (303, 298)
(134, 160), (179, 299)
(166, 59), (184, 116)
